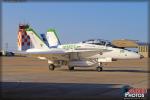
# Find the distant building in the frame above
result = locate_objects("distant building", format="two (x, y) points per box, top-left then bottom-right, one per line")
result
(138, 42), (149, 58)
(112, 39), (149, 58)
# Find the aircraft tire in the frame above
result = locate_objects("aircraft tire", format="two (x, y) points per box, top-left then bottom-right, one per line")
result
(97, 66), (103, 72)
(49, 64), (55, 71)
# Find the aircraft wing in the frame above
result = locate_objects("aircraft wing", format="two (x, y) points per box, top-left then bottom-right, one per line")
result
(69, 48), (112, 53)
(23, 48), (112, 61)
(25, 48), (69, 60)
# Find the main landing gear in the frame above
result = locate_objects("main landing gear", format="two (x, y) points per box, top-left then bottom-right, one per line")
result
(96, 62), (103, 72)
(49, 64), (55, 71)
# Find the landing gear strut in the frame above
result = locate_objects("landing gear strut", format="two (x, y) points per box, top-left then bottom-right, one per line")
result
(96, 62), (103, 72)
(96, 66), (103, 72)
(68, 66), (74, 71)
(49, 64), (55, 71)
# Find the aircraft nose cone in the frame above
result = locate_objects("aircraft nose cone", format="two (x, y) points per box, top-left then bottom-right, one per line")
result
(134, 53), (141, 59)
(129, 52), (141, 59)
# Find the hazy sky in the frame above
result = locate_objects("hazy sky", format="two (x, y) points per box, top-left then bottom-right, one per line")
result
(2, 1), (148, 51)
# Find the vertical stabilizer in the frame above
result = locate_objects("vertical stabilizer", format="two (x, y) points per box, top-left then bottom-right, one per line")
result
(40, 34), (49, 47)
(46, 29), (61, 48)
(26, 28), (49, 49)
(17, 24), (31, 51)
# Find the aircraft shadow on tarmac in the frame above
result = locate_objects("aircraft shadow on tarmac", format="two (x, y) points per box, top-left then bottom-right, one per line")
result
(60, 69), (150, 73)
(102, 69), (150, 73)
(1, 82), (132, 100)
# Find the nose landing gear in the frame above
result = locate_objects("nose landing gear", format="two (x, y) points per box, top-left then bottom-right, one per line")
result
(96, 66), (103, 72)
(96, 62), (103, 72)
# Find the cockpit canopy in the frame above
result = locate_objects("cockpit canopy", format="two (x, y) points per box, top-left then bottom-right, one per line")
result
(82, 39), (110, 45)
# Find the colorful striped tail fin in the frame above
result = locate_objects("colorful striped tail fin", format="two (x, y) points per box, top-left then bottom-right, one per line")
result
(17, 25), (31, 51)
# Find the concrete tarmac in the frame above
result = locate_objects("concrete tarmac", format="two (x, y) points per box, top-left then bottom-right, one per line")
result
(0, 56), (149, 99)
